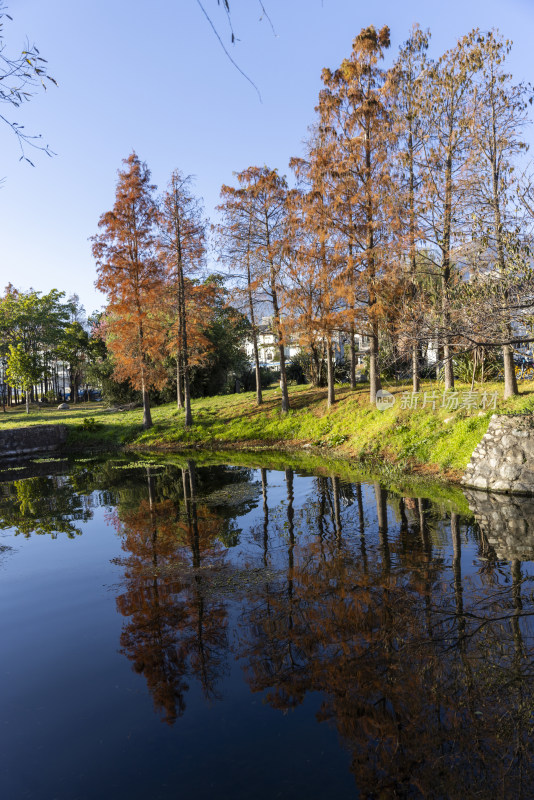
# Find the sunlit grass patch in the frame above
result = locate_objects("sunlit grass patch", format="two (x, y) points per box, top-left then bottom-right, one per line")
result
(1, 379), (532, 478)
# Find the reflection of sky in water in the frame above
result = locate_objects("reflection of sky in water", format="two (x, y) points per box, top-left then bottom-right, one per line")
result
(1, 460), (534, 799)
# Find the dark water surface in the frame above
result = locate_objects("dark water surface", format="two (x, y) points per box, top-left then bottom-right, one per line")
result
(2, 456), (534, 799)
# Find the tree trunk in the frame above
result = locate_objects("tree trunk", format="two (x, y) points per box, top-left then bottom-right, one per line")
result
(141, 382), (152, 429)
(176, 357), (183, 409)
(270, 265), (290, 413)
(178, 268), (192, 428)
(489, 87), (518, 399)
(407, 128), (421, 395)
(369, 325), (382, 404)
(172, 187), (193, 427)
(365, 124), (381, 405)
(503, 342), (518, 400)
(326, 337), (335, 408)
(248, 287), (263, 406)
(349, 326), (357, 389)
(412, 344), (420, 393)
(25, 390), (30, 415)
(183, 357), (193, 428)
(442, 150), (454, 391)
(278, 342), (290, 413)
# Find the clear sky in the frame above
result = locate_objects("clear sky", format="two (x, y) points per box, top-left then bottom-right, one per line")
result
(1, 0), (533, 315)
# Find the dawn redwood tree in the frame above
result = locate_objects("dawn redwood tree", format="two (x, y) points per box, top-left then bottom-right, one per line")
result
(222, 166), (291, 413)
(159, 170), (206, 426)
(289, 129), (345, 409)
(317, 25), (400, 404)
(217, 176), (264, 406)
(468, 30), (530, 398)
(92, 153), (166, 429)
(392, 25), (431, 392)
(417, 32), (481, 390)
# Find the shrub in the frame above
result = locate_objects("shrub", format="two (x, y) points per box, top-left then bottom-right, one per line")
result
(81, 416), (103, 431)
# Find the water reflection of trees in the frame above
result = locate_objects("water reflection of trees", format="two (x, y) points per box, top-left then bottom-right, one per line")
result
(3, 458), (534, 792)
(112, 461), (263, 724)
(113, 463), (236, 724)
(238, 476), (534, 798)
(0, 476), (92, 537)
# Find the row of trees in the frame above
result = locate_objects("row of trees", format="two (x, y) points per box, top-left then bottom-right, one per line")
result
(0, 286), (92, 412)
(217, 25), (534, 410)
(93, 24), (534, 428)
(92, 154), (256, 428)
(0, 277), (252, 414)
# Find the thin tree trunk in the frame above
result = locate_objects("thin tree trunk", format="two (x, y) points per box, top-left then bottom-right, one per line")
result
(365, 124), (382, 405)
(408, 128), (421, 393)
(412, 345), (420, 393)
(369, 324), (382, 404)
(442, 150), (455, 391)
(470, 349), (477, 391)
(25, 390), (30, 415)
(248, 283), (262, 406)
(141, 384), (152, 429)
(487, 85), (518, 399)
(176, 356), (183, 409)
(349, 325), (357, 389)
(503, 340), (518, 399)
(176, 215), (193, 427)
(326, 337), (335, 408)
(270, 270), (290, 413)
(137, 310), (153, 429)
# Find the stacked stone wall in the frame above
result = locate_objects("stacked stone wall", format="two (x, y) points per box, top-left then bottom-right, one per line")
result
(462, 414), (534, 494)
(464, 489), (534, 559)
(0, 425), (67, 458)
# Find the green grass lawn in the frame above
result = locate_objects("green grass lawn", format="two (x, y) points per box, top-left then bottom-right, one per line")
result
(2, 379), (534, 477)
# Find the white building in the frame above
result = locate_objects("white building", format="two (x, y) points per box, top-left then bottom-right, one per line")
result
(244, 317), (370, 367)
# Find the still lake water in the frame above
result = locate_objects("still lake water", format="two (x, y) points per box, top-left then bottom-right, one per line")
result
(1, 455), (534, 799)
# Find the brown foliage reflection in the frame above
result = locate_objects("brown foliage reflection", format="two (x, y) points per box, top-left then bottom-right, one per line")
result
(109, 462), (534, 794)
(114, 465), (229, 724)
(238, 481), (534, 798)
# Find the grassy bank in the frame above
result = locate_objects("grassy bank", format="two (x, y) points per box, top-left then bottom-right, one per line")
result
(2, 380), (534, 479)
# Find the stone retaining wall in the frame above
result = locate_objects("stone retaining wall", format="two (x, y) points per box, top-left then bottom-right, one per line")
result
(0, 425), (68, 458)
(462, 414), (534, 494)
(464, 488), (534, 560)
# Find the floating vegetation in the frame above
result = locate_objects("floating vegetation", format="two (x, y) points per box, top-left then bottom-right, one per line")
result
(113, 560), (281, 599)
(202, 483), (261, 507)
(32, 457), (63, 464)
(111, 461), (165, 470)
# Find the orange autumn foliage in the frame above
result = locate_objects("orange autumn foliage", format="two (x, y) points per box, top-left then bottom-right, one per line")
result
(92, 152), (167, 427)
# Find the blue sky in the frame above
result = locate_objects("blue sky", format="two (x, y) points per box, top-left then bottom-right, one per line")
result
(1, 0), (533, 315)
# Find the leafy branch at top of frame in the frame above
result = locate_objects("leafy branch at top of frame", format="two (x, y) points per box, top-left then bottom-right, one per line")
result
(0, 2), (56, 165)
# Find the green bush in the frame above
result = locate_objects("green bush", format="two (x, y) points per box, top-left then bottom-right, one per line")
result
(81, 416), (103, 432)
